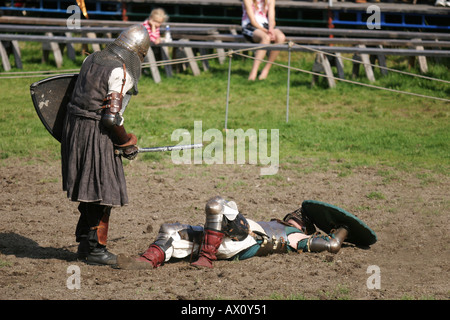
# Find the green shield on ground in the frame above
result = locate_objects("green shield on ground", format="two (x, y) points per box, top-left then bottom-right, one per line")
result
(301, 200), (377, 246)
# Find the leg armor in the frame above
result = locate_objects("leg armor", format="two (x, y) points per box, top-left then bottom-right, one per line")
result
(117, 223), (201, 270)
(76, 203), (111, 250)
(204, 195), (250, 240)
(203, 195), (226, 231)
(307, 227), (348, 254)
(152, 222), (197, 254)
(90, 206), (111, 247)
(75, 203), (117, 265)
(145, 223), (203, 268)
(192, 196), (250, 268)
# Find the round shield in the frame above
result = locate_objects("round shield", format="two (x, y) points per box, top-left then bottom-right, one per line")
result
(301, 200), (377, 246)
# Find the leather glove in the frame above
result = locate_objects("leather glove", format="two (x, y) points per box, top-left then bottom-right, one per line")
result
(122, 145), (139, 160)
(115, 133), (138, 160)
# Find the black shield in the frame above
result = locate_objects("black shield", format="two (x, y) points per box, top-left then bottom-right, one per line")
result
(301, 200), (377, 246)
(30, 74), (78, 142)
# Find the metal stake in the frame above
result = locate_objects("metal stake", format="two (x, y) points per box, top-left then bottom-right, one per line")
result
(225, 51), (233, 130)
(286, 42), (292, 123)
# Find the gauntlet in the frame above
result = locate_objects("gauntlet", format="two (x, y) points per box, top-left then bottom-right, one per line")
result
(101, 91), (138, 159)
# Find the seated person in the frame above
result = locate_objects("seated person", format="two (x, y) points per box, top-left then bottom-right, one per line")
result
(143, 8), (169, 45)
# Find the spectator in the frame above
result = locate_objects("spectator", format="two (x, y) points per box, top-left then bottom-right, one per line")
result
(143, 8), (169, 45)
(241, 0), (286, 80)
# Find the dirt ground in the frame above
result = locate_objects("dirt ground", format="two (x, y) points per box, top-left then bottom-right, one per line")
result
(0, 158), (448, 301)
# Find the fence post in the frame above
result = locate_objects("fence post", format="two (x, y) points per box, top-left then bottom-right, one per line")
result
(224, 51), (233, 130)
(286, 42), (292, 123)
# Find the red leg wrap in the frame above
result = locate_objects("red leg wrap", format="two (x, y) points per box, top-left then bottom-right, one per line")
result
(95, 210), (110, 246)
(191, 229), (224, 269)
(137, 244), (165, 268)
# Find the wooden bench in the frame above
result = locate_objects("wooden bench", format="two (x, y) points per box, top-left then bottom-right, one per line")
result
(0, 23), (220, 81)
(1, 18), (449, 86)
(2, 0), (448, 29)
(170, 24), (450, 80)
(121, 0), (450, 29)
(277, 26), (450, 84)
(178, 32), (450, 84)
(2, 33), (449, 83)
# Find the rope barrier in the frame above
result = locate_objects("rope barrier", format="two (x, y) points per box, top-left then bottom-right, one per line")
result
(142, 51), (221, 68)
(0, 68), (79, 79)
(290, 42), (450, 85)
(1, 41), (448, 104)
(233, 49), (450, 103)
(0, 68), (79, 75)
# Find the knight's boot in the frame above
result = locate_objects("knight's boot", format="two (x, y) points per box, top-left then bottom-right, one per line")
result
(87, 246), (117, 266)
(86, 209), (117, 266)
(117, 244), (165, 270)
(134, 244), (165, 269)
(191, 228), (224, 269)
(308, 227), (348, 254)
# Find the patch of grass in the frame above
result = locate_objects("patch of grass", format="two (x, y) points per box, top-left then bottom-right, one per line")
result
(320, 284), (351, 300)
(366, 191), (386, 200)
(267, 292), (311, 300)
(0, 259), (13, 268)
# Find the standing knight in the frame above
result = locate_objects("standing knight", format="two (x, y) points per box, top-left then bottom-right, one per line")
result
(61, 25), (150, 266)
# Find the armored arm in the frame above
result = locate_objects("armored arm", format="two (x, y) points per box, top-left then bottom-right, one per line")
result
(101, 92), (135, 144)
(306, 227), (348, 254)
(101, 66), (138, 159)
(101, 92), (138, 159)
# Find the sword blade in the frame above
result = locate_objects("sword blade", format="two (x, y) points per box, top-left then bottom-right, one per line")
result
(138, 143), (203, 153)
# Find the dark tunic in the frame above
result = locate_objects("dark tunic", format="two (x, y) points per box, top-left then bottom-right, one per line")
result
(61, 53), (129, 207)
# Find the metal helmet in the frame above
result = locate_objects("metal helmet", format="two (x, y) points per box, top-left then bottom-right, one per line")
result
(283, 207), (316, 235)
(114, 24), (150, 62)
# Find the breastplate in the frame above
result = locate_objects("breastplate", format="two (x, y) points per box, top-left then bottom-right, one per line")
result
(254, 220), (289, 256)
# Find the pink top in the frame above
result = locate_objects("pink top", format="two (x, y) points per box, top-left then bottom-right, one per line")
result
(242, 0), (270, 28)
(143, 19), (160, 43)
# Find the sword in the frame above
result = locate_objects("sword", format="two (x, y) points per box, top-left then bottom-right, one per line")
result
(114, 143), (203, 155)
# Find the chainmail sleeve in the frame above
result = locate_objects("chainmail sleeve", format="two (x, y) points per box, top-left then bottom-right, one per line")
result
(91, 43), (142, 95)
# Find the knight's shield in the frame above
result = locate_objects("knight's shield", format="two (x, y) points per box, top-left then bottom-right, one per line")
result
(301, 200), (377, 246)
(30, 74), (78, 142)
